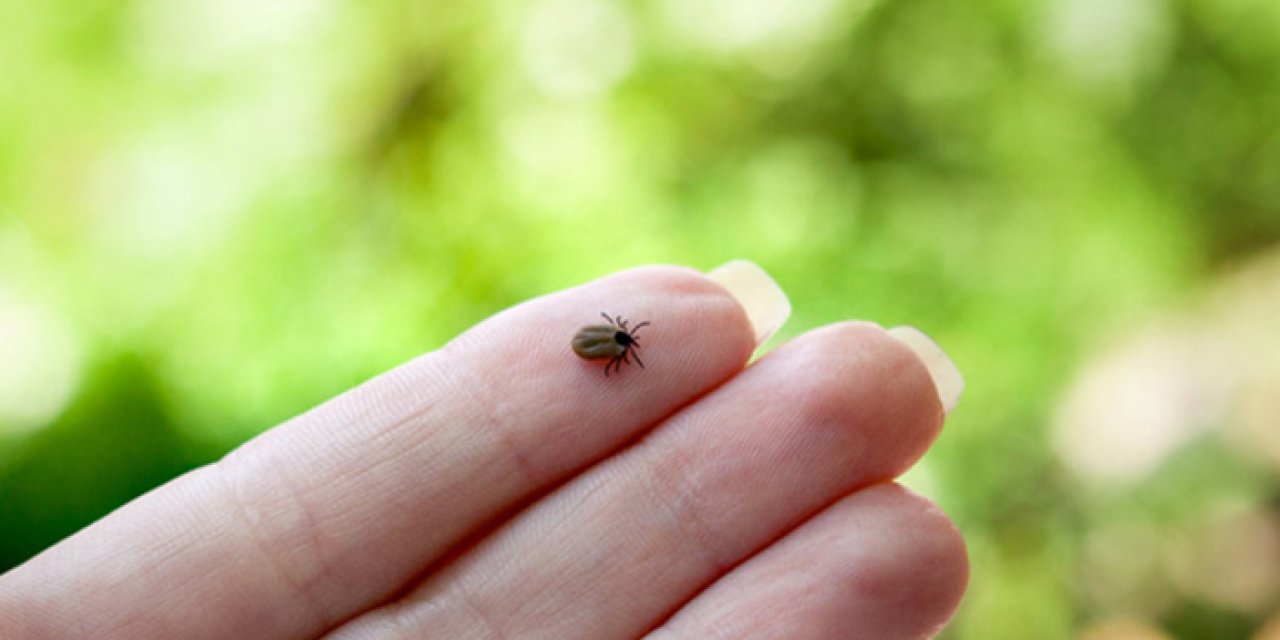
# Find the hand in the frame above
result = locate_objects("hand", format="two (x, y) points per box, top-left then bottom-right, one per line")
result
(0, 262), (968, 639)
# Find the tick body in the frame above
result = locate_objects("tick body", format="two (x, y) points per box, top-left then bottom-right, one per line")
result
(573, 312), (650, 377)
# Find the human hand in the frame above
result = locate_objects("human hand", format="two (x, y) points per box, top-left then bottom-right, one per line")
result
(0, 262), (968, 639)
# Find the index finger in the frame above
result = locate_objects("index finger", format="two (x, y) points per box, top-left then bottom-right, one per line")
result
(0, 261), (788, 640)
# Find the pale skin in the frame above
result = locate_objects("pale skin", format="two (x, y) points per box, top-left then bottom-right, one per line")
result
(0, 266), (968, 639)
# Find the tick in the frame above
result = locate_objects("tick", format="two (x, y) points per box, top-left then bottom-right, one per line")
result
(572, 312), (650, 377)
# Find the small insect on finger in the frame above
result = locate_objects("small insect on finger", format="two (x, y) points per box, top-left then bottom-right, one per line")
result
(572, 311), (650, 377)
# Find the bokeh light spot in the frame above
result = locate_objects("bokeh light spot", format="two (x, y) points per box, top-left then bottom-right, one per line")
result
(0, 287), (82, 435)
(520, 0), (635, 99)
(1167, 504), (1280, 613)
(86, 134), (244, 260)
(499, 102), (622, 210)
(1040, 0), (1173, 92)
(659, 0), (859, 55)
(1053, 328), (1213, 483)
(134, 0), (335, 71)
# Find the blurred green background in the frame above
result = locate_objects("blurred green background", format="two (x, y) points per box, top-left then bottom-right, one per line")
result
(2, 0), (1279, 637)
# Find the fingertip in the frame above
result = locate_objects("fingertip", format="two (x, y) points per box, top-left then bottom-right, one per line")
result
(652, 482), (969, 640)
(834, 483), (970, 638)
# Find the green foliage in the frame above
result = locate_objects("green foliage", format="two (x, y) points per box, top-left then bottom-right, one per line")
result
(2, 0), (1278, 636)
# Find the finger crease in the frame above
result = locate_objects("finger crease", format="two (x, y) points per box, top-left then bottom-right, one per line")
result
(645, 451), (736, 578)
(444, 349), (541, 487)
(402, 582), (508, 640)
(215, 462), (337, 632)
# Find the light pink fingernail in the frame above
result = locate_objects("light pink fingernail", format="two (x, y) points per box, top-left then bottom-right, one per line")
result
(888, 326), (964, 414)
(707, 259), (791, 346)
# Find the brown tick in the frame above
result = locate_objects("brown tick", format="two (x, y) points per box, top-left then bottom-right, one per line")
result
(572, 312), (649, 377)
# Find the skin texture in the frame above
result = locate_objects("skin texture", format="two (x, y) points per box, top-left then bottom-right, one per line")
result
(0, 265), (968, 639)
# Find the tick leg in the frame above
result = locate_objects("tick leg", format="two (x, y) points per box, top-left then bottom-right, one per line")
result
(631, 321), (650, 335)
(631, 349), (644, 368)
(601, 312), (615, 325)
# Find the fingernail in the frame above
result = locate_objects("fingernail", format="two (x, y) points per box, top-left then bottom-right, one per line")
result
(707, 259), (791, 346)
(887, 326), (964, 414)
